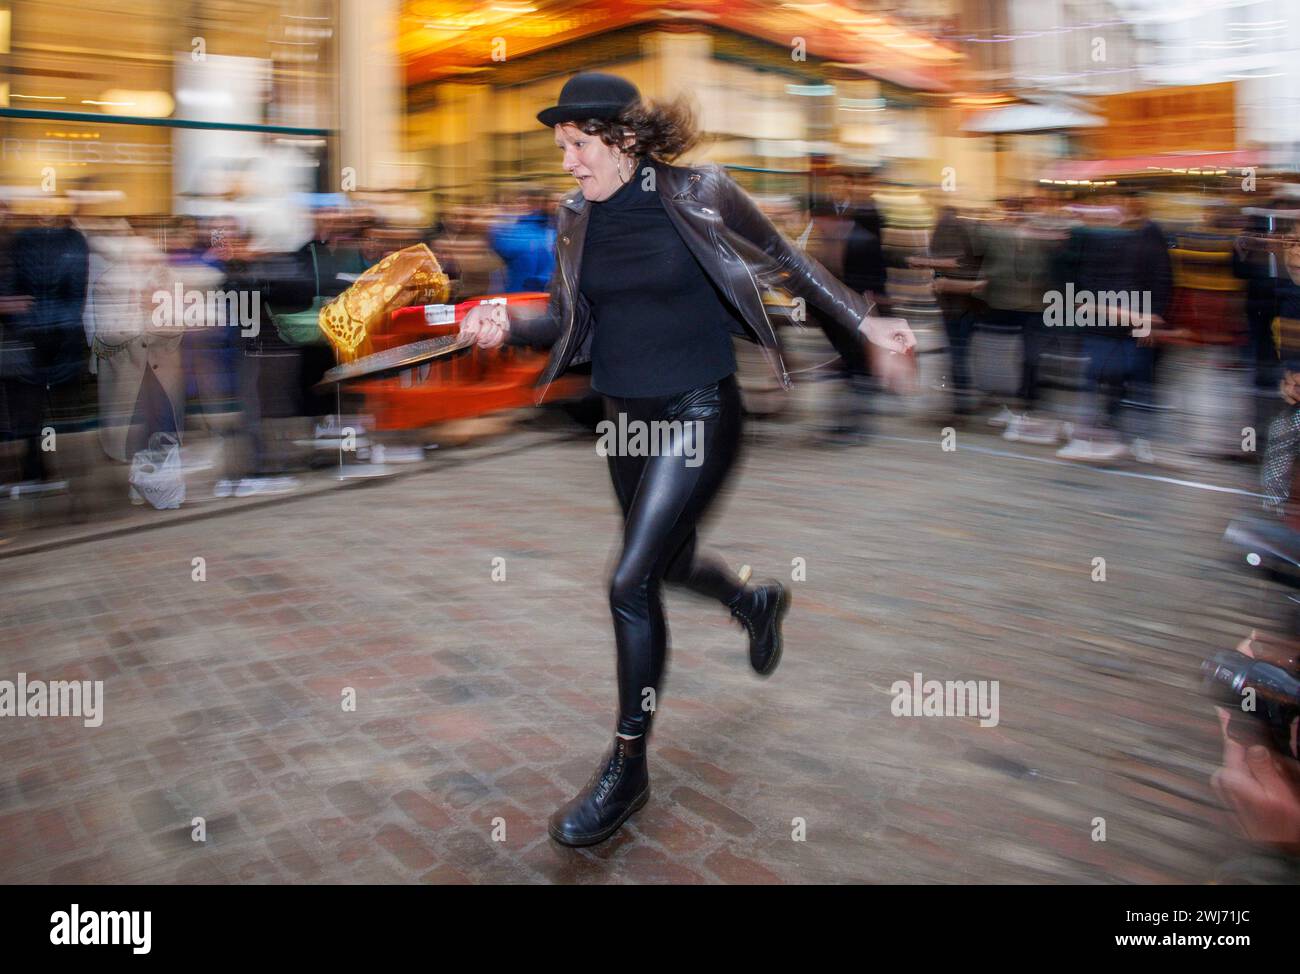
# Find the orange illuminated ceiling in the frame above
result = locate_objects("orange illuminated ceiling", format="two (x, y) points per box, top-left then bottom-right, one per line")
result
(402, 0), (961, 91)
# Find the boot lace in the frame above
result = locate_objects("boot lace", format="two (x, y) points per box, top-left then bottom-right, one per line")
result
(593, 745), (625, 802)
(730, 592), (757, 638)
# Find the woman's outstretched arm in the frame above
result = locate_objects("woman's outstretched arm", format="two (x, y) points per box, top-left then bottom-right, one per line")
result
(712, 167), (874, 334)
(712, 167), (914, 357)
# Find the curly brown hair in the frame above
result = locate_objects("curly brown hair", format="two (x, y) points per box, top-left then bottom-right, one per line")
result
(572, 94), (700, 162)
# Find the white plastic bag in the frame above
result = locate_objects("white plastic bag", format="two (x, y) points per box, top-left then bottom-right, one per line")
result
(128, 432), (186, 510)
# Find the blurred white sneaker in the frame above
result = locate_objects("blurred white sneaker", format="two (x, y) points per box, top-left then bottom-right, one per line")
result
(377, 445), (424, 464)
(10, 480), (68, 499)
(1131, 438), (1156, 464)
(1055, 439), (1091, 460)
(988, 406), (1018, 428)
(1056, 438), (1127, 463)
(1093, 440), (1129, 461)
(234, 477), (300, 498)
(309, 415), (369, 452)
(213, 479), (235, 498)
(1005, 416), (1064, 445)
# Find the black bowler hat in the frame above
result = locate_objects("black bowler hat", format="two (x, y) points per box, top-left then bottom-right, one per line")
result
(536, 72), (640, 127)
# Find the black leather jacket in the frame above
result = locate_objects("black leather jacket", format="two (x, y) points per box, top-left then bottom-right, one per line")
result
(508, 156), (875, 405)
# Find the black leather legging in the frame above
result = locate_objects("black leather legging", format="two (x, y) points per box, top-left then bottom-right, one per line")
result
(603, 373), (745, 737)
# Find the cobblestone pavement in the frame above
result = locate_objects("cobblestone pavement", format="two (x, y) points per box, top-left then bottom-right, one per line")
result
(1, 412), (1292, 884)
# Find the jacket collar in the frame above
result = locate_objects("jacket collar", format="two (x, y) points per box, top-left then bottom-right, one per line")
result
(558, 157), (704, 215)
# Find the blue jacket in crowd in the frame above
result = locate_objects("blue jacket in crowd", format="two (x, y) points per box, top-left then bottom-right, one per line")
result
(488, 211), (555, 294)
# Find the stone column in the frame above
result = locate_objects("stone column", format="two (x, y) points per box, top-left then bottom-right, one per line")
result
(337, 0), (404, 190)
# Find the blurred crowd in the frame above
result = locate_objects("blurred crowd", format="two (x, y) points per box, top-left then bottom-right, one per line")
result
(763, 170), (1300, 471)
(4, 171), (1300, 518)
(0, 188), (559, 509)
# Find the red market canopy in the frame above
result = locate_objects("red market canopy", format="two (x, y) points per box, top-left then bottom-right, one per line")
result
(403, 0), (959, 91)
(1047, 150), (1265, 181)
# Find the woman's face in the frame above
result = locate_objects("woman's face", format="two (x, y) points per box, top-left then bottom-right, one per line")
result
(555, 123), (631, 202)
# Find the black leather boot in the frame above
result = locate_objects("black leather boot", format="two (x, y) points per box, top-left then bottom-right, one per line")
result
(728, 579), (790, 676)
(548, 735), (650, 847)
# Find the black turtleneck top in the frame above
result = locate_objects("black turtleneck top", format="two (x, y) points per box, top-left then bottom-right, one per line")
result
(577, 163), (739, 398)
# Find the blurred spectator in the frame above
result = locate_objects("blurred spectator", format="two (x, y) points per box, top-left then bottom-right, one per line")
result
(488, 185), (556, 294)
(174, 218), (240, 432)
(85, 218), (189, 466)
(1263, 361), (1300, 518)
(0, 202), (28, 489)
(805, 168), (888, 307)
(801, 168), (883, 445)
(842, 170), (889, 313)
(1237, 188), (1300, 439)
(1261, 241), (1300, 519)
(1123, 191), (1175, 464)
(756, 194), (807, 243)
(1055, 192), (1172, 463)
(215, 219), (300, 498)
(363, 222), (427, 264)
(431, 204), (504, 301)
(1170, 201), (1246, 347)
(3, 198), (89, 490)
(294, 208), (369, 303)
(1277, 235), (1300, 358)
(911, 200), (982, 416)
(972, 197), (1063, 445)
(281, 207), (368, 420)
